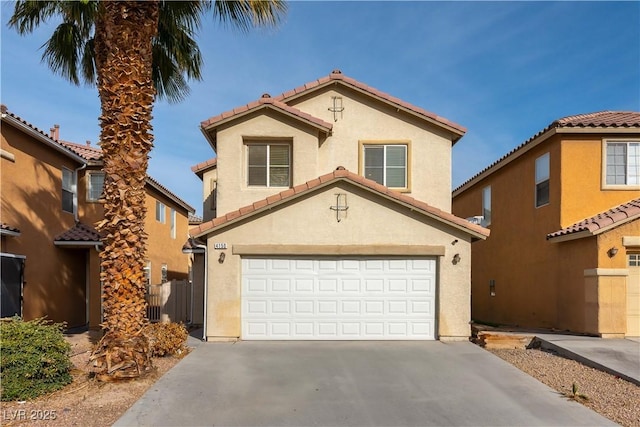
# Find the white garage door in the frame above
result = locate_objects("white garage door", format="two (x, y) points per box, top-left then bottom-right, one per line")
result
(242, 257), (436, 340)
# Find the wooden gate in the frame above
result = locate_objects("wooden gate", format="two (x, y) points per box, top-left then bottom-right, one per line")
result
(146, 279), (190, 324)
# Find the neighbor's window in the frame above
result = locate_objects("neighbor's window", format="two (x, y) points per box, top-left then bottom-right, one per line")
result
(87, 172), (105, 202)
(156, 201), (166, 223)
(170, 208), (176, 239)
(535, 153), (550, 207)
(62, 167), (75, 213)
(363, 144), (407, 188)
(482, 185), (491, 226)
(247, 143), (290, 187)
(161, 264), (168, 283)
(605, 141), (639, 186)
(143, 262), (151, 286)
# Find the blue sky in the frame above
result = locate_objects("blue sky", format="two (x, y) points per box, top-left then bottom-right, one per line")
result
(2, 1), (638, 215)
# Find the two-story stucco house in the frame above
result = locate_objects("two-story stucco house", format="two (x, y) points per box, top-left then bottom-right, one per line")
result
(452, 111), (640, 338)
(1, 106), (194, 329)
(189, 70), (489, 341)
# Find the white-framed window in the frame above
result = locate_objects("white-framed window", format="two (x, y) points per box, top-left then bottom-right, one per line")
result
(629, 254), (640, 267)
(87, 172), (105, 202)
(362, 143), (408, 188)
(161, 264), (168, 283)
(156, 201), (166, 223)
(482, 185), (491, 226)
(170, 208), (176, 239)
(604, 140), (640, 187)
(62, 167), (75, 213)
(143, 262), (151, 286)
(247, 143), (290, 187)
(535, 153), (550, 207)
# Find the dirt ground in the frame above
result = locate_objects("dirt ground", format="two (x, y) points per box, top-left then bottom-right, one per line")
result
(1, 331), (185, 427)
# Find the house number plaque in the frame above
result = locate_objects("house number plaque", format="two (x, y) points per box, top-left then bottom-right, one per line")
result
(213, 243), (228, 250)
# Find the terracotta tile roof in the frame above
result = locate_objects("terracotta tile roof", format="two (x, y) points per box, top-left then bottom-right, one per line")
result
(200, 94), (333, 133)
(547, 198), (640, 240)
(1, 223), (21, 235)
(54, 222), (103, 243)
(145, 176), (195, 213)
(453, 111), (640, 195)
(188, 213), (203, 224)
(59, 140), (103, 161)
(273, 69), (467, 138)
(192, 166), (489, 240)
(191, 157), (217, 175)
(1, 105), (86, 163)
(1, 104), (56, 142)
(555, 111), (640, 128)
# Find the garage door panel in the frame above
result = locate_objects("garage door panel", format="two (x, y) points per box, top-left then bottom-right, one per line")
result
(242, 258), (436, 340)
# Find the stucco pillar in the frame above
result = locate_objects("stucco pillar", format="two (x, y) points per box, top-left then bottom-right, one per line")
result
(584, 268), (628, 338)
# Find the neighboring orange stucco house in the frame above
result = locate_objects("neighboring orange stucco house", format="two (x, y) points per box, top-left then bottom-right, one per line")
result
(452, 111), (640, 338)
(189, 70), (489, 342)
(1, 105), (194, 329)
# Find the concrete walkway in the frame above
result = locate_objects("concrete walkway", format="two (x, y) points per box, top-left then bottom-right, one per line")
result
(115, 340), (613, 427)
(534, 334), (640, 386)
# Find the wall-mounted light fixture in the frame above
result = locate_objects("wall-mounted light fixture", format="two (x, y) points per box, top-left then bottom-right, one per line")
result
(607, 247), (618, 258)
(218, 252), (226, 263)
(452, 253), (461, 265)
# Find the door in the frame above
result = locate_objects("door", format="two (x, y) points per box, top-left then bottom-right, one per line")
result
(1, 254), (25, 318)
(242, 257), (437, 340)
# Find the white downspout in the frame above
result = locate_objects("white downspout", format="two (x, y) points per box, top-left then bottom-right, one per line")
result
(196, 243), (208, 341)
(73, 164), (87, 222)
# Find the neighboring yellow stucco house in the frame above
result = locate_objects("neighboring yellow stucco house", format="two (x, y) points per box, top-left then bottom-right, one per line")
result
(190, 70), (489, 342)
(1, 106), (194, 329)
(452, 111), (640, 338)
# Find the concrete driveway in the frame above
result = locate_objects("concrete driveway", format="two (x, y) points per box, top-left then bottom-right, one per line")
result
(115, 341), (614, 426)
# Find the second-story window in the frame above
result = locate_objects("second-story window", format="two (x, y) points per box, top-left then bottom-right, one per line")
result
(87, 172), (105, 202)
(363, 144), (407, 188)
(62, 167), (75, 213)
(605, 141), (639, 186)
(247, 143), (290, 187)
(482, 185), (491, 226)
(156, 201), (166, 223)
(535, 153), (550, 207)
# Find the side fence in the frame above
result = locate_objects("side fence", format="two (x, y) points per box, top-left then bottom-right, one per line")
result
(146, 279), (191, 324)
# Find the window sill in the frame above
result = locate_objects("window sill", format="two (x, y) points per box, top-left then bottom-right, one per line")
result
(601, 184), (640, 191)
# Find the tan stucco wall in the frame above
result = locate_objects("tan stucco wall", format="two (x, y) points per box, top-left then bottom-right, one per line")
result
(1, 123), (87, 327)
(204, 181), (473, 341)
(560, 135), (640, 228)
(452, 132), (640, 336)
(213, 85), (455, 217)
(453, 137), (562, 329)
(201, 167), (217, 222)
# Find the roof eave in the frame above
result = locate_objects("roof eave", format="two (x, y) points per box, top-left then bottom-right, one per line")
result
(1, 114), (87, 165)
(453, 127), (558, 197)
(194, 177), (489, 240)
(281, 79), (465, 142)
(54, 241), (103, 247)
(145, 178), (195, 213)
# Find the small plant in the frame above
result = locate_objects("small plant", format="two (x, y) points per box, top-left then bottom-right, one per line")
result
(568, 382), (589, 401)
(144, 322), (188, 357)
(0, 317), (72, 401)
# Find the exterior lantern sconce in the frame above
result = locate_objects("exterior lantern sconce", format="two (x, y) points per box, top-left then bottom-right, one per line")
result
(452, 253), (461, 265)
(607, 247), (618, 258)
(218, 252), (226, 263)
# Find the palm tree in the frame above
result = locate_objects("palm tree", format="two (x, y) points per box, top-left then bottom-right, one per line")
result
(8, 0), (286, 381)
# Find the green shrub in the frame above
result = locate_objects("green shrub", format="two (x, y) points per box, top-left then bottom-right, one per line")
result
(144, 322), (188, 357)
(0, 317), (72, 401)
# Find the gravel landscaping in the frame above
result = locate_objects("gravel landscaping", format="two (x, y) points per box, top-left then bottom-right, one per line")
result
(488, 347), (640, 427)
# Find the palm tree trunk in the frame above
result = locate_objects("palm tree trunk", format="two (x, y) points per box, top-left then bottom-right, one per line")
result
(90, 1), (159, 381)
